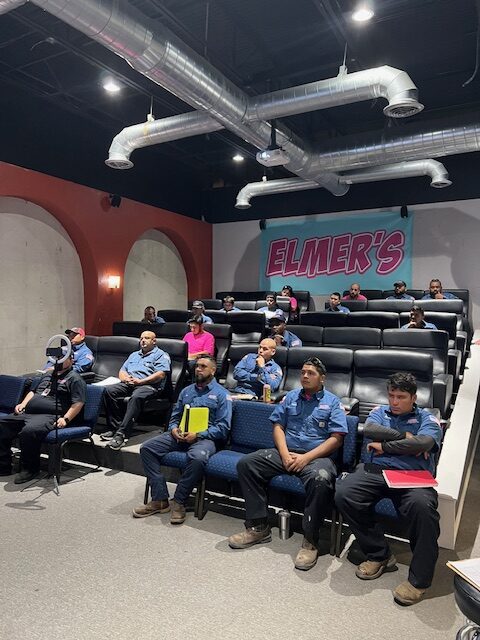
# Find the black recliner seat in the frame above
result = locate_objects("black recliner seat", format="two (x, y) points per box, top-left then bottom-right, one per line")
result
(343, 289), (382, 300)
(156, 322), (188, 340)
(382, 289), (424, 299)
(399, 311), (467, 355)
(382, 329), (455, 417)
(223, 311), (266, 344)
(86, 336), (139, 383)
(203, 323), (232, 377)
(454, 574), (480, 638)
(188, 299), (222, 310)
(290, 325), (323, 346)
(323, 327), (381, 350)
(300, 311), (347, 327)
(351, 349), (434, 422)
(367, 299), (414, 313)
(346, 312), (399, 330)
(157, 309), (191, 323)
(223, 344), (287, 394)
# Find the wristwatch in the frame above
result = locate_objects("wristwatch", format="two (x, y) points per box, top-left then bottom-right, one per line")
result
(63, 416), (70, 424)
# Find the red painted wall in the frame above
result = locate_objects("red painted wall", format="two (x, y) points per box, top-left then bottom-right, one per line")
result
(0, 161), (212, 335)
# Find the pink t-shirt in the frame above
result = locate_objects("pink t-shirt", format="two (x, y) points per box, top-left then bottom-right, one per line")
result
(183, 331), (215, 358)
(342, 294), (367, 301)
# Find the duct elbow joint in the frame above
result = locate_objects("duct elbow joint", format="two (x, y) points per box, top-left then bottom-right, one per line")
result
(383, 89), (424, 119)
(105, 154), (134, 170)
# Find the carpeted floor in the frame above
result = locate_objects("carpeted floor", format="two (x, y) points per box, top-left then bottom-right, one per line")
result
(1, 454), (479, 640)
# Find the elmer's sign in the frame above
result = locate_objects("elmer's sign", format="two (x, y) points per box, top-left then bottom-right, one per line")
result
(260, 212), (412, 294)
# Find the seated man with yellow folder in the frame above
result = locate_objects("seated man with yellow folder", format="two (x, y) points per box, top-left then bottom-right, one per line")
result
(133, 356), (232, 525)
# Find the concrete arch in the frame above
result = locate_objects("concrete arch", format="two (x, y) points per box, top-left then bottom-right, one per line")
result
(0, 196), (84, 374)
(123, 229), (188, 319)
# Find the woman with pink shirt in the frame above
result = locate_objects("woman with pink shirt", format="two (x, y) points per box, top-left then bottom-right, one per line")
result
(183, 317), (215, 373)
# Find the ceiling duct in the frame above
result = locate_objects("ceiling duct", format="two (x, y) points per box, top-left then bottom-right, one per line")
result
(235, 160), (451, 209)
(0, 0), (25, 14)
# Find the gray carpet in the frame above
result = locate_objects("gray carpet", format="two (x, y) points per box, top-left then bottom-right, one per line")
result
(1, 456), (480, 640)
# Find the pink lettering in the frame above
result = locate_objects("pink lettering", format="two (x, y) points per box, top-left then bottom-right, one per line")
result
(297, 237), (331, 278)
(284, 239), (300, 276)
(329, 234), (351, 274)
(376, 231), (405, 274)
(265, 238), (287, 277)
(346, 232), (374, 274)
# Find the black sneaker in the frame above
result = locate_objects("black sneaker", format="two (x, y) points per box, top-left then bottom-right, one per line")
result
(14, 469), (39, 484)
(100, 430), (114, 441)
(108, 434), (127, 450)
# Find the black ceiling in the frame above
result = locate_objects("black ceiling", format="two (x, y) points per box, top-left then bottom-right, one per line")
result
(0, 0), (479, 221)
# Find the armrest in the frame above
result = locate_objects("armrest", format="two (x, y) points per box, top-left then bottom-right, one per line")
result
(273, 391), (288, 404)
(432, 376), (452, 419)
(448, 348), (462, 381)
(80, 372), (95, 383)
(456, 330), (468, 354)
(340, 396), (359, 415)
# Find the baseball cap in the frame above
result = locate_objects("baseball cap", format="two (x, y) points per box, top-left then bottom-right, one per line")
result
(393, 280), (406, 288)
(268, 316), (285, 326)
(192, 300), (204, 308)
(65, 327), (85, 338)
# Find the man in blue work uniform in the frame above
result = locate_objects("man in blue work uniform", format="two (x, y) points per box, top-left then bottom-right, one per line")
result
(222, 296), (241, 312)
(268, 316), (302, 347)
(421, 278), (458, 300)
(335, 372), (442, 606)
(42, 327), (94, 374)
(228, 357), (347, 571)
(133, 356), (232, 524)
(232, 338), (283, 398)
(141, 306), (165, 325)
(191, 300), (213, 323)
(326, 292), (350, 313)
(102, 331), (171, 450)
(257, 292), (286, 321)
(401, 305), (437, 330)
(386, 281), (415, 301)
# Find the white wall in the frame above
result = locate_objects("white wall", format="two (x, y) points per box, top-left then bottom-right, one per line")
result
(123, 229), (187, 320)
(0, 197), (84, 374)
(213, 199), (480, 326)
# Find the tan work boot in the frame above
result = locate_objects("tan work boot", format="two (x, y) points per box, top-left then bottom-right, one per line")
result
(228, 525), (272, 549)
(170, 499), (186, 524)
(294, 537), (319, 571)
(355, 554), (397, 580)
(393, 580), (427, 606)
(132, 500), (170, 518)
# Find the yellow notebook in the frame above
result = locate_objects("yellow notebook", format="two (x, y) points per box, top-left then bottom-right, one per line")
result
(179, 405), (209, 434)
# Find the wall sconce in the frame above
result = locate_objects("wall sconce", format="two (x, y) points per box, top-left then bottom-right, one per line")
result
(107, 275), (121, 289)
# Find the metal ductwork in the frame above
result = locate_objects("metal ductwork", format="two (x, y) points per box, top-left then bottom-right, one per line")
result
(235, 159), (451, 209)
(28, 0), (346, 195)
(0, 0), (25, 14)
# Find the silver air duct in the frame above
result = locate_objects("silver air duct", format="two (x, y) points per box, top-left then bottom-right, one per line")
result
(235, 160), (451, 209)
(0, 0), (25, 14)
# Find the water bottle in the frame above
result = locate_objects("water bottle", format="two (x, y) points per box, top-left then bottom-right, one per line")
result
(278, 509), (291, 540)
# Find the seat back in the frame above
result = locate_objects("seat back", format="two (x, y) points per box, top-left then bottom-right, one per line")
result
(293, 290), (311, 312)
(0, 375), (28, 413)
(382, 289), (424, 299)
(338, 299), (367, 312)
(224, 345), (259, 390)
(205, 310), (227, 324)
(290, 325), (323, 346)
(343, 289), (382, 300)
(367, 299), (414, 313)
(85, 335), (99, 356)
(323, 327), (381, 350)
(300, 311), (347, 327)
(91, 336), (140, 381)
(203, 323), (232, 375)
(399, 311), (457, 340)
(83, 385), (105, 429)
(255, 300), (268, 310)
(188, 299), (222, 310)
(347, 312), (399, 330)
(284, 347), (353, 398)
(235, 301), (256, 310)
(155, 338), (188, 400)
(224, 311), (266, 344)
(419, 299), (464, 315)
(230, 401), (276, 453)
(448, 289), (470, 318)
(157, 309), (192, 323)
(112, 321), (164, 337)
(382, 329), (449, 375)
(352, 350), (434, 420)
(157, 322), (188, 340)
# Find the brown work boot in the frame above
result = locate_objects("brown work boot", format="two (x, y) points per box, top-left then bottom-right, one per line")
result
(294, 537), (319, 571)
(393, 581), (427, 606)
(228, 525), (272, 549)
(355, 554), (397, 580)
(170, 499), (186, 524)
(132, 500), (170, 518)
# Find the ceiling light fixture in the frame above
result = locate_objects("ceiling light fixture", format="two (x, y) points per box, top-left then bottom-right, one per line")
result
(352, 4), (374, 22)
(233, 154), (245, 162)
(103, 77), (122, 93)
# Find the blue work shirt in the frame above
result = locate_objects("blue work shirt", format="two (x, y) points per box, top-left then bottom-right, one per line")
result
(43, 341), (94, 374)
(257, 306), (286, 321)
(141, 316), (165, 324)
(270, 388), (347, 454)
(401, 321), (438, 330)
(386, 293), (415, 301)
(421, 292), (458, 300)
(199, 313), (213, 324)
(363, 405), (442, 474)
(168, 379), (232, 442)
(225, 306), (241, 312)
(120, 346), (171, 388)
(232, 353), (283, 397)
(326, 305), (350, 314)
(270, 330), (302, 348)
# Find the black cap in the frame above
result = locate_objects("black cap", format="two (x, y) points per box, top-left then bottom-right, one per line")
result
(394, 280), (406, 287)
(268, 316), (285, 326)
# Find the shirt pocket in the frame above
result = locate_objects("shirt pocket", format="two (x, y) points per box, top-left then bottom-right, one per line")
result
(305, 407), (331, 437)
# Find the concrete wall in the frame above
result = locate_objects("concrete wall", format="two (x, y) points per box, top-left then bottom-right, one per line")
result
(123, 229), (187, 320)
(0, 197), (84, 374)
(213, 199), (480, 326)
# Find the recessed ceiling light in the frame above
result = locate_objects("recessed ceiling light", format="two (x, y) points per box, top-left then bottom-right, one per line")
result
(103, 78), (122, 93)
(232, 153), (245, 162)
(352, 5), (374, 22)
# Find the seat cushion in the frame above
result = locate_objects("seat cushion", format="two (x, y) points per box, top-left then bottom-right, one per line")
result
(454, 574), (480, 625)
(269, 474), (305, 495)
(161, 451), (188, 470)
(375, 498), (399, 519)
(206, 450), (243, 481)
(44, 426), (91, 444)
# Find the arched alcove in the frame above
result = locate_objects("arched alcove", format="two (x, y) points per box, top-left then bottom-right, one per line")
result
(0, 197), (84, 374)
(123, 229), (188, 320)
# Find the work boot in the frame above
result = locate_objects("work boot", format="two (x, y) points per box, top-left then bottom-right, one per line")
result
(294, 537), (319, 571)
(170, 499), (186, 524)
(14, 469), (39, 484)
(228, 525), (272, 549)
(132, 500), (170, 518)
(355, 554), (397, 580)
(393, 581), (427, 606)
